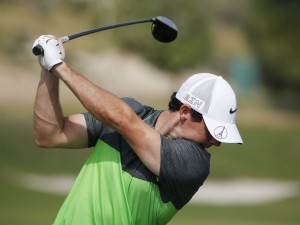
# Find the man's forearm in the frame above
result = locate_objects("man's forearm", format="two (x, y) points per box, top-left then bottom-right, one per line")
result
(34, 69), (64, 147)
(52, 62), (134, 132)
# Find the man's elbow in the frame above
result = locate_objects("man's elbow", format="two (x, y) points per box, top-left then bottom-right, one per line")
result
(34, 133), (57, 148)
(35, 137), (51, 148)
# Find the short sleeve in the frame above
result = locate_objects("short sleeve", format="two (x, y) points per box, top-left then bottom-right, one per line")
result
(83, 112), (104, 147)
(159, 136), (211, 209)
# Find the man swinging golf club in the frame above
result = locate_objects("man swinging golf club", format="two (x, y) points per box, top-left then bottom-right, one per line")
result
(32, 32), (242, 225)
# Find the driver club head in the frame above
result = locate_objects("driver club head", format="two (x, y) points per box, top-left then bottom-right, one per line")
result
(151, 16), (178, 43)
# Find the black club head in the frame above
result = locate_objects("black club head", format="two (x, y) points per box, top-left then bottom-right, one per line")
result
(151, 16), (178, 43)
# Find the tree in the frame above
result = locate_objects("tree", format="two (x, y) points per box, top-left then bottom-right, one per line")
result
(245, 0), (300, 109)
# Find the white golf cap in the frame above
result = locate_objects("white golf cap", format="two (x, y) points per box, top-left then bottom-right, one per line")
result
(176, 73), (243, 144)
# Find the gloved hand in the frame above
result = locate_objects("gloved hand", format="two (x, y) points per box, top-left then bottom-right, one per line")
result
(32, 35), (65, 71)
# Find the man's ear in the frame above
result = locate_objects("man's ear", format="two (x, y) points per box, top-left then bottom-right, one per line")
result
(179, 104), (192, 121)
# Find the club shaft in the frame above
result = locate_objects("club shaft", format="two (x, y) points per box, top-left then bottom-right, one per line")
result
(63, 18), (153, 43)
(32, 17), (163, 55)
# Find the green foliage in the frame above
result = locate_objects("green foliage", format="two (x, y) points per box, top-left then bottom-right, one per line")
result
(245, 0), (300, 109)
(112, 0), (213, 72)
(1, 0), (213, 72)
(1, 0), (300, 109)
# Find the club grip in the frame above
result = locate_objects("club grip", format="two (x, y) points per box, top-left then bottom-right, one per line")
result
(32, 44), (43, 56)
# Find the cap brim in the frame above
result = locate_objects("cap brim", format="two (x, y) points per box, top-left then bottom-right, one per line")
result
(203, 115), (243, 144)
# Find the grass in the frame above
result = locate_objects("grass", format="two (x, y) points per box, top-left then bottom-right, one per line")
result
(0, 182), (64, 225)
(0, 117), (90, 174)
(0, 110), (300, 225)
(170, 197), (300, 225)
(1, 183), (299, 225)
(211, 126), (300, 180)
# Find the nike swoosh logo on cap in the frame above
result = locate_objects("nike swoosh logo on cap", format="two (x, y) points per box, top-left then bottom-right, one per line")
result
(230, 108), (237, 114)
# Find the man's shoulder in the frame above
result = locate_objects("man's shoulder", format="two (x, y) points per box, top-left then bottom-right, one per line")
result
(159, 137), (211, 209)
(122, 97), (155, 118)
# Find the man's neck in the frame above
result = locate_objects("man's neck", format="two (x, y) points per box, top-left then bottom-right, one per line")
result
(154, 110), (180, 139)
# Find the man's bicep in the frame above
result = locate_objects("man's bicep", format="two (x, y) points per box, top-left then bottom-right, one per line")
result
(58, 114), (89, 148)
(122, 116), (161, 176)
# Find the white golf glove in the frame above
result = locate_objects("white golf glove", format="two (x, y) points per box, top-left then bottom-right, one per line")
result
(32, 35), (64, 71)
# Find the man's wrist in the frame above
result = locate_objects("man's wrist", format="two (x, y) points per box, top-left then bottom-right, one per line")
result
(50, 61), (63, 72)
(39, 69), (59, 87)
(51, 61), (70, 78)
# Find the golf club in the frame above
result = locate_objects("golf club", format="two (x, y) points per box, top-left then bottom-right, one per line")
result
(32, 16), (178, 56)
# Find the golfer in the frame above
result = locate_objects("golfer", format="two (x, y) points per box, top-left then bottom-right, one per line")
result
(32, 35), (243, 225)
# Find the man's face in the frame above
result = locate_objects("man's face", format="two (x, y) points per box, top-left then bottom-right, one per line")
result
(178, 105), (220, 148)
(180, 112), (221, 148)
(187, 118), (221, 148)
(200, 122), (221, 148)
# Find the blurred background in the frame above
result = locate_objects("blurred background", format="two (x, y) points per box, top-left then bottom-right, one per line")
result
(1, 0), (300, 224)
